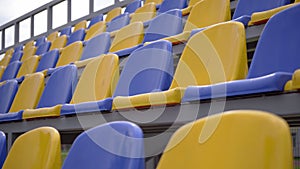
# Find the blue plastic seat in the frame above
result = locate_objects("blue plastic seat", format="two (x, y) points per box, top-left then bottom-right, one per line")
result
(35, 36), (46, 47)
(35, 41), (51, 56)
(80, 33), (111, 61)
(10, 51), (23, 63)
(14, 45), (23, 52)
(62, 121), (144, 169)
(183, 4), (300, 102)
(143, 9), (183, 43)
(106, 13), (130, 32)
(0, 80), (18, 114)
(0, 131), (6, 168)
(0, 61), (22, 82)
(88, 14), (104, 28)
(66, 29), (86, 46)
(60, 26), (72, 36)
(157, 0), (188, 14)
(36, 50), (60, 72)
(125, 0), (142, 13)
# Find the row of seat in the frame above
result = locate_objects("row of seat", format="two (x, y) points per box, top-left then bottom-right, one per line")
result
(0, 3), (300, 122)
(0, 110), (293, 168)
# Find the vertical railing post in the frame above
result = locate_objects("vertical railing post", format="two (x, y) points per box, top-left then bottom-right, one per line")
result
(30, 15), (35, 37)
(67, 0), (72, 22)
(14, 22), (20, 44)
(1, 30), (5, 50)
(47, 6), (53, 31)
(89, 0), (94, 14)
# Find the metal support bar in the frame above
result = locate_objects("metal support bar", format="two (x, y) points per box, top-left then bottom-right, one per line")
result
(47, 6), (53, 30)
(89, 0), (94, 14)
(67, 0), (72, 22)
(1, 30), (5, 50)
(14, 22), (19, 44)
(30, 15), (35, 37)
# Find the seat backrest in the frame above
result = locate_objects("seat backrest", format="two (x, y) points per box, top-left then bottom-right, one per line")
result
(56, 41), (83, 67)
(143, 9), (183, 43)
(62, 121), (144, 169)
(109, 22), (144, 53)
(188, 0), (201, 6)
(183, 0), (230, 32)
(145, 0), (163, 5)
(0, 66), (4, 80)
(9, 73), (44, 113)
(72, 54), (119, 104)
(73, 20), (87, 32)
(37, 65), (77, 108)
(170, 21), (248, 89)
(88, 14), (103, 28)
(4, 48), (14, 57)
(20, 46), (37, 62)
(36, 49), (60, 72)
(247, 4), (300, 79)
(60, 26), (72, 36)
(0, 80), (18, 114)
(14, 45), (23, 52)
(158, 0), (188, 13)
(66, 29), (86, 46)
(35, 36), (46, 47)
(47, 31), (59, 42)
(35, 41), (51, 56)
(113, 40), (173, 97)
(84, 21), (106, 41)
(156, 110), (293, 169)
(16, 56), (40, 78)
(0, 131), (6, 169)
(233, 0), (290, 19)
(0, 56), (12, 67)
(130, 2), (157, 23)
(105, 7), (122, 22)
(125, 0), (142, 13)
(23, 41), (34, 52)
(0, 61), (22, 82)
(106, 13), (130, 32)
(10, 51), (23, 63)
(80, 33), (111, 61)
(50, 35), (67, 50)
(2, 127), (61, 169)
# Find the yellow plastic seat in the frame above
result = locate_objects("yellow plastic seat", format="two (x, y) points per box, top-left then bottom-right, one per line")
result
(182, 0), (201, 15)
(130, 3), (157, 23)
(16, 56), (40, 78)
(145, 0), (163, 5)
(23, 40), (35, 52)
(0, 66), (5, 80)
(2, 127), (61, 169)
(73, 20), (87, 32)
(285, 69), (300, 91)
(55, 41), (83, 67)
(20, 46), (37, 62)
(84, 21), (106, 41)
(9, 73), (44, 113)
(113, 21), (247, 109)
(164, 0), (231, 43)
(105, 7), (122, 22)
(4, 48), (14, 57)
(109, 22), (144, 53)
(156, 110), (293, 169)
(49, 35), (67, 51)
(47, 31), (59, 42)
(0, 56), (11, 67)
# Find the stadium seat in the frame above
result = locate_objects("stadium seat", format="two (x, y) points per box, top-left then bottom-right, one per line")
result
(16, 56), (40, 78)
(105, 7), (122, 22)
(49, 35), (67, 51)
(60, 26), (72, 36)
(22, 65), (77, 119)
(4, 48), (14, 57)
(0, 66), (5, 80)
(183, 4), (300, 102)
(125, 0), (142, 14)
(2, 127), (61, 169)
(66, 29), (86, 46)
(47, 31), (59, 42)
(84, 21), (106, 41)
(143, 9), (182, 43)
(109, 22), (144, 56)
(9, 50), (23, 63)
(88, 14), (103, 28)
(0, 131), (6, 168)
(61, 54), (119, 115)
(23, 40), (34, 52)
(130, 2), (157, 23)
(106, 13), (130, 33)
(35, 36), (46, 47)
(145, 0), (163, 5)
(157, 110), (293, 169)
(56, 41), (83, 67)
(232, 0), (290, 25)
(20, 46), (37, 62)
(0, 61), (22, 82)
(14, 45), (23, 52)
(73, 20), (87, 32)
(114, 21), (247, 109)
(113, 40), (173, 109)
(0, 80), (18, 115)
(80, 33), (111, 61)
(164, 0), (230, 44)
(62, 121), (144, 169)
(157, 0), (187, 14)
(0, 56), (11, 67)
(0, 73), (44, 122)
(36, 49), (60, 72)
(35, 41), (51, 55)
